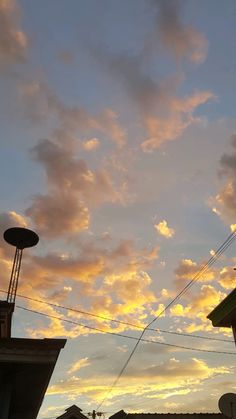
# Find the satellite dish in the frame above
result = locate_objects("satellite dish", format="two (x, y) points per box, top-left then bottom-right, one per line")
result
(219, 393), (236, 418)
(4, 227), (39, 250)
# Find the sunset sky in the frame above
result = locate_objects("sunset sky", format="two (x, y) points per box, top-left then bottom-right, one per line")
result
(1, 1), (236, 418)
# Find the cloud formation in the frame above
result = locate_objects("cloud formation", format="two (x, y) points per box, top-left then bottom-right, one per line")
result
(82, 138), (100, 151)
(170, 284), (226, 333)
(25, 138), (125, 238)
(212, 135), (236, 223)
(47, 356), (228, 405)
(8, 236), (159, 339)
(174, 258), (216, 283)
(155, 219), (175, 238)
(141, 90), (214, 152)
(153, 0), (208, 64)
(0, 0), (27, 66)
(20, 81), (126, 147)
(92, 27), (213, 152)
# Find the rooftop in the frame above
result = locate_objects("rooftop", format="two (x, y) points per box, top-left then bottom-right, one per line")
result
(0, 337), (66, 419)
(207, 288), (236, 327)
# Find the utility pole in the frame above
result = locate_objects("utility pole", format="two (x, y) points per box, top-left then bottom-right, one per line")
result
(88, 410), (104, 419)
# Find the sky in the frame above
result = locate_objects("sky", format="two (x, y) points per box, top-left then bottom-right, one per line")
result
(0, 0), (236, 418)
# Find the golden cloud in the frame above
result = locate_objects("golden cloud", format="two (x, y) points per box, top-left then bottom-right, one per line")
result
(175, 258), (216, 283)
(170, 285), (227, 333)
(47, 357), (229, 405)
(68, 357), (90, 374)
(219, 267), (236, 290)
(3, 236), (158, 339)
(25, 138), (127, 237)
(154, 219), (175, 238)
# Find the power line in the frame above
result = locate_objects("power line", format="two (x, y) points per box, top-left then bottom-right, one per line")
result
(96, 229), (236, 409)
(16, 305), (236, 355)
(0, 288), (232, 343)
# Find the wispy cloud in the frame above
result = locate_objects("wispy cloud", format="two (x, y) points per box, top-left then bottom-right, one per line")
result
(0, 0), (27, 66)
(152, 0), (208, 64)
(47, 357), (229, 404)
(211, 134), (236, 223)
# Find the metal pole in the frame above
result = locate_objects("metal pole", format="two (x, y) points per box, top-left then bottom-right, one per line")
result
(7, 248), (23, 304)
(232, 325), (236, 347)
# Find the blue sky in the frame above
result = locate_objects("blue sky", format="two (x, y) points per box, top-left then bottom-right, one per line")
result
(0, 1), (236, 418)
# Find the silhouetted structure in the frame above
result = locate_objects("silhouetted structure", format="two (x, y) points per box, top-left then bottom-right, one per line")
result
(0, 227), (67, 419)
(56, 405), (89, 419)
(207, 288), (236, 345)
(0, 337), (66, 419)
(109, 412), (228, 419)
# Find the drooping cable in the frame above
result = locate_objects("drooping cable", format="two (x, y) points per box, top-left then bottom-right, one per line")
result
(96, 229), (236, 409)
(16, 305), (236, 355)
(0, 288), (232, 343)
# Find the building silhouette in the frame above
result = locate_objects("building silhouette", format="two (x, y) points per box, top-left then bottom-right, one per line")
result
(0, 227), (67, 419)
(56, 405), (89, 419)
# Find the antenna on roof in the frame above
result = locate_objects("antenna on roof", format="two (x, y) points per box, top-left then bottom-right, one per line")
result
(4, 227), (39, 304)
(0, 227), (39, 339)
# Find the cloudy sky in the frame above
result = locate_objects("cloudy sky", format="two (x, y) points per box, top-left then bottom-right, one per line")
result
(1, 0), (236, 417)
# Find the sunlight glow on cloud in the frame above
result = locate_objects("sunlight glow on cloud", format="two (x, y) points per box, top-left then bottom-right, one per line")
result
(141, 90), (214, 152)
(68, 357), (90, 374)
(175, 258), (215, 283)
(47, 357), (229, 405)
(82, 137), (100, 151)
(0, 0), (234, 414)
(155, 219), (175, 238)
(0, 0), (27, 66)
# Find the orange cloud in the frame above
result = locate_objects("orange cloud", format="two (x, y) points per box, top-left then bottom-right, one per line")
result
(26, 192), (89, 238)
(0, 0), (27, 66)
(3, 237), (159, 339)
(25, 138), (126, 237)
(82, 138), (100, 151)
(175, 258), (216, 283)
(141, 90), (214, 152)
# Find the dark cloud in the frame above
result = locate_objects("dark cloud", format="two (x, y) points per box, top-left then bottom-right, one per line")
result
(152, 0), (207, 63)
(213, 134), (236, 221)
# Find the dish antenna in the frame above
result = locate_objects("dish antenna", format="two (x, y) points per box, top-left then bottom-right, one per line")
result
(219, 393), (236, 419)
(4, 227), (39, 304)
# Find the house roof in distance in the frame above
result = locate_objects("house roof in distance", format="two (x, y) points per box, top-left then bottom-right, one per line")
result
(56, 404), (89, 419)
(109, 412), (229, 419)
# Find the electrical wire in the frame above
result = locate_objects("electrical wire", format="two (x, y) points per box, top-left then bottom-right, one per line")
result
(96, 229), (236, 409)
(16, 305), (236, 355)
(0, 288), (232, 343)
